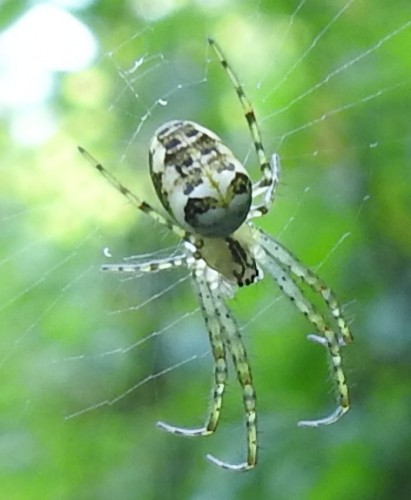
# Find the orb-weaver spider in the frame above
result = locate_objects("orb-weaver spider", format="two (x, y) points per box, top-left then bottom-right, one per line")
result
(79, 38), (353, 471)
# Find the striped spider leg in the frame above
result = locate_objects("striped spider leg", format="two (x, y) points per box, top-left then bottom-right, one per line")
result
(192, 262), (257, 471)
(79, 37), (353, 472)
(101, 253), (193, 274)
(77, 147), (201, 250)
(254, 228), (353, 426)
(208, 38), (279, 219)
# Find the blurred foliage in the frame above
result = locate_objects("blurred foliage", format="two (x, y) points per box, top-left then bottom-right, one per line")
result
(1, 1), (411, 499)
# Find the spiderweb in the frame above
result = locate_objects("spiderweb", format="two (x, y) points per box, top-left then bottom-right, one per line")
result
(1, 0), (411, 495)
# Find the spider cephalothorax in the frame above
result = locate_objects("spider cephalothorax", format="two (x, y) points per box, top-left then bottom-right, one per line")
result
(79, 37), (353, 471)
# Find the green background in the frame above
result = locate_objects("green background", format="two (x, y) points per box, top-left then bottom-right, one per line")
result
(1, 1), (411, 499)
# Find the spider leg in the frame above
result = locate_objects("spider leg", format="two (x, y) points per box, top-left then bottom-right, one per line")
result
(206, 272), (258, 471)
(208, 39), (277, 216)
(78, 146), (199, 247)
(157, 261), (258, 471)
(256, 228), (353, 346)
(101, 254), (194, 274)
(249, 153), (280, 219)
(257, 245), (350, 427)
(157, 262), (228, 438)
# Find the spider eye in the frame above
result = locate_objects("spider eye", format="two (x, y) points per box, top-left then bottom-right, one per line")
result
(149, 120), (252, 237)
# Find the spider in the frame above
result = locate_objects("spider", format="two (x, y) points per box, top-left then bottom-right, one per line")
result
(78, 38), (353, 472)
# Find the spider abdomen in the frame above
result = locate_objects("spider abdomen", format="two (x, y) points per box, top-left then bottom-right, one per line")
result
(149, 120), (252, 237)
